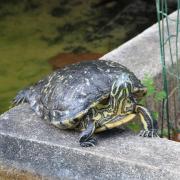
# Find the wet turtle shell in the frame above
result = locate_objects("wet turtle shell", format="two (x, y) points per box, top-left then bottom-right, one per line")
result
(14, 60), (145, 122)
(13, 60), (158, 147)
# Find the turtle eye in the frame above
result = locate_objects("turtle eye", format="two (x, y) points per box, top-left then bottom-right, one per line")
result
(133, 87), (139, 93)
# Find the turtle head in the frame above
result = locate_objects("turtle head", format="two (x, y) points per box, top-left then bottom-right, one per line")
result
(132, 83), (147, 100)
(112, 73), (147, 100)
(127, 73), (147, 100)
(132, 86), (147, 100)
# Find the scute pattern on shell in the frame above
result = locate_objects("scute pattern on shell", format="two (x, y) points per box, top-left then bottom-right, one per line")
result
(29, 60), (143, 122)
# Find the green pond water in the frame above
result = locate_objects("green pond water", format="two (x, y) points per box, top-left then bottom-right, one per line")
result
(0, 0), (168, 114)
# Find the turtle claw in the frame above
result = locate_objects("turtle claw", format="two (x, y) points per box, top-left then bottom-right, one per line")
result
(80, 137), (97, 147)
(139, 130), (159, 138)
(12, 96), (25, 105)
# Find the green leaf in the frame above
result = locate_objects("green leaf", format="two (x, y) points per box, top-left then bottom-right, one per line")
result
(142, 74), (154, 86)
(152, 111), (159, 119)
(127, 121), (141, 133)
(155, 91), (166, 102)
(139, 99), (145, 105)
(142, 74), (156, 96)
(147, 86), (156, 96)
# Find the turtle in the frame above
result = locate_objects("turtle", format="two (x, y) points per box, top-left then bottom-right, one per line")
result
(12, 60), (158, 147)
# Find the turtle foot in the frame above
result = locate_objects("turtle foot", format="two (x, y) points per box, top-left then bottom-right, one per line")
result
(139, 130), (159, 138)
(12, 91), (26, 105)
(80, 137), (97, 147)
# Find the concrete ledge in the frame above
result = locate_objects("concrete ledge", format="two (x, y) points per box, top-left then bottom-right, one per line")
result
(0, 164), (42, 180)
(1, 104), (180, 179)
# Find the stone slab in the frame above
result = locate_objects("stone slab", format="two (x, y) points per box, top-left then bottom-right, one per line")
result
(0, 104), (180, 179)
(0, 164), (43, 180)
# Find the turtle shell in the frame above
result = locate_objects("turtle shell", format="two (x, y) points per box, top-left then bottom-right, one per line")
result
(31, 60), (144, 122)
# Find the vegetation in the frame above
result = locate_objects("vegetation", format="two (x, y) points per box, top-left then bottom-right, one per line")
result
(141, 75), (166, 119)
(127, 75), (166, 133)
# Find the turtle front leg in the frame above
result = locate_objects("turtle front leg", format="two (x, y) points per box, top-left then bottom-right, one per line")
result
(79, 116), (97, 147)
(135, 104), (158, 137)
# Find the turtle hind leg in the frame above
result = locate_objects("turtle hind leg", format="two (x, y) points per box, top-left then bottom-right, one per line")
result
(12, 89), (29, 106)
(12, 88), (44, 118)
(79, 118), (97, 147)
(135, 105), (159, 137)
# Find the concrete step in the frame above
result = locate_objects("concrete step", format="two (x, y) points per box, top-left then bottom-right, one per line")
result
(0, 104), (180, 179)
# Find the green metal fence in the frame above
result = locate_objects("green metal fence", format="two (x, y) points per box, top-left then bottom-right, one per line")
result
(156, 0), (180, 139)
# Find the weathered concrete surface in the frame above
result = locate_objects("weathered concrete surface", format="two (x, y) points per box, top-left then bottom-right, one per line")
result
(100, 11), (179, 80)
(0, 104), (180, 180)
(0, 164), (43, 180)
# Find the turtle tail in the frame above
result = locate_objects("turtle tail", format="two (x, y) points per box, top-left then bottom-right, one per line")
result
(12, 88), (30, 106)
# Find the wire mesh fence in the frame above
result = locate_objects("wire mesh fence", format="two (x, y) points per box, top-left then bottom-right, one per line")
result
(156, 0), (180, 139)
